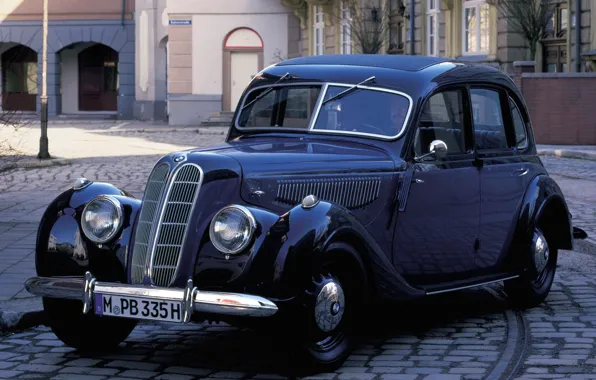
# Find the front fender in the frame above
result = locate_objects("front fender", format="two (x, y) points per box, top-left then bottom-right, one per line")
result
(35, 181), (141, 283)
(245, 200), (425, 302)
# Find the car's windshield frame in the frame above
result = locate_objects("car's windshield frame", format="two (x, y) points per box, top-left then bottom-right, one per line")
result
(234, 81), (414, 141)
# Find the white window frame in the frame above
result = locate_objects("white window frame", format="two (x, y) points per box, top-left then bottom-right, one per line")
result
(462, 0), (489, 55)
(426, 0), (439, 56)
(313, 6), (325, 56)
(339, 1), (353, 54)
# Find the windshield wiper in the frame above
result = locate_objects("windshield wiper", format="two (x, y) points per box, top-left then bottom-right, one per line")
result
(321, 76), (376, 106)
(241, 72), (294, 111)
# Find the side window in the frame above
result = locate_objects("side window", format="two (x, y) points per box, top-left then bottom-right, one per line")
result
(509, 98), (528, 149)
(470, 88), (508, 151)
(414, 89), (467, 157)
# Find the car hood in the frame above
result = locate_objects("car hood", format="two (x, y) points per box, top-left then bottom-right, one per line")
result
(184, 136), (398, 221)
(188, 136), (396, 177)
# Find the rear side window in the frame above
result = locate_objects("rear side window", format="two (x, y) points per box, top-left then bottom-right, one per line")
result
(509, 98), (528, 149)
(470, 88), (508, 151)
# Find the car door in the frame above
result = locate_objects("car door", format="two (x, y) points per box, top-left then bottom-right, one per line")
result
(470, 87), (533, 270)
(393, 87), (481, 286)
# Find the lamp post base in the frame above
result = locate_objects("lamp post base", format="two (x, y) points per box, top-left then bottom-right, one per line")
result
(37, 96), (50, 159)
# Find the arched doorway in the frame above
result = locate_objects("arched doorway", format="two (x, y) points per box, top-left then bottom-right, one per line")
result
(223, 28), (264, 111)
(1, 45), (38, 111)
(78, 44), (118, 111)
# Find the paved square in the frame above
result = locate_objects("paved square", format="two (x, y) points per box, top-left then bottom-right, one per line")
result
(0, 122), (595, 378)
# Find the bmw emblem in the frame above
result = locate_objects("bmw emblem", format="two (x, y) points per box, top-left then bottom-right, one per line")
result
(174, 155), (185, 163)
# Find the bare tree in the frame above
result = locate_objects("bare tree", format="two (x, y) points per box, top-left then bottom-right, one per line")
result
(489, 0), (555, 60)
(0, 46), (37, 174)
(335, 0), (391, 54)
(0, 109), (27, 174)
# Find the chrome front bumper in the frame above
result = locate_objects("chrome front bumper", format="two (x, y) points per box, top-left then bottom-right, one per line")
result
(24, 271), (278, 323)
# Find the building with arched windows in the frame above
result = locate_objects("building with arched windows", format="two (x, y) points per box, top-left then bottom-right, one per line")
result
(136, 0), (301, 125)
(0, 1), (135, 118)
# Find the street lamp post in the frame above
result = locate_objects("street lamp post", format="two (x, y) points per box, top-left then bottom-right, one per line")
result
(37, 0), (50, 159)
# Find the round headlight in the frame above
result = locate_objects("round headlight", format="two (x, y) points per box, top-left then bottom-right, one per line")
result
(81, 195), (123, 244)
(209, 205), (256, 255)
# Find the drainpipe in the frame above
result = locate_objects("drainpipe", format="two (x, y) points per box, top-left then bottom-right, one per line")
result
(121, 0), (125, 27)
(410, 0), (415, 55)
(575, 0), (581, 71)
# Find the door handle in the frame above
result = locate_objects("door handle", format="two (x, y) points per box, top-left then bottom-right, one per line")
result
(412, 178), (424, 184)
(512, 168), (528, 176)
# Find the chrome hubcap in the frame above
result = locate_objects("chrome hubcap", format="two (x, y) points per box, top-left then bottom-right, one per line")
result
(533, 229), (549, 274)
(314, 281), (345, 332)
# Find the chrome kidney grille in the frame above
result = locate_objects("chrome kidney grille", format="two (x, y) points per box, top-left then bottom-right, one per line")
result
(131, 163), (169, 284)
(130, 162), (204, 287)
(276, 177), (381, 210)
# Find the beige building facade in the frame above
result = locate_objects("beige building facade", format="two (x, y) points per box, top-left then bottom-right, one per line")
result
(282, 0), (595, 73)
(136, 0), (301, 125)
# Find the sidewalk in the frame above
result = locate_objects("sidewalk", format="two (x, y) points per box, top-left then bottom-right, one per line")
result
(537, 144), (596, 161)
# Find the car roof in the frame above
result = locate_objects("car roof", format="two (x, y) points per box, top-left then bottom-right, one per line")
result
(276, 54), (455, 72)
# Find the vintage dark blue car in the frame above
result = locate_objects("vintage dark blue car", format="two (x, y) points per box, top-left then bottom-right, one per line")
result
(25, 55), (587, 371)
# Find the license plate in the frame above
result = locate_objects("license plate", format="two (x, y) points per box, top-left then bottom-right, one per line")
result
(94, 294), (183, 323)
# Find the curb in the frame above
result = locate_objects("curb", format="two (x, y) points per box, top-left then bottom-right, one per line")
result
(0, 297), (45, 334)
(105, 127), (229, 135)
(1, 157), (72, 173)
(0, 310), (45, 333)
(538, 149), (596, 161)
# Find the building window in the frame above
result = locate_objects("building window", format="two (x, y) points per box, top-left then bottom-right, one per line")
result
(462, 0), (489, 55)
(313, 6), (325, 55)
(542, 3), (567, 72)
(340, 1), (353, 54)
(427, 0), (439, 56)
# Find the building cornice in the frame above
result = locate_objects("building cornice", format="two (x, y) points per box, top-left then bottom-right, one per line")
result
(281, 0), (309, 28)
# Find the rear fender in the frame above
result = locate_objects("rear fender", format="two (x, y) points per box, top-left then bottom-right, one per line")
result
(35, 182), (141, 283)
(506, 174), (573, 271)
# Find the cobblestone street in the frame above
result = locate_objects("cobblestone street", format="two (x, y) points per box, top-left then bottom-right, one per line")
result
(0, 123), (595, 379)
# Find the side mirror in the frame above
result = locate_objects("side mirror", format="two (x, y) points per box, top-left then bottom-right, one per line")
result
(429, 140), (447, 155)
(415, 139), (448, 162)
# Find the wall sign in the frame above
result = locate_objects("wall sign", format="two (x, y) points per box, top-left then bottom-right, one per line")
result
(169, 20), (192, 25)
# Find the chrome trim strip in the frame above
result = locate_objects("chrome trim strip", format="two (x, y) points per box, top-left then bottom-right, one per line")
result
(425, 275), (520, 296)
(24, 272), (278, 320)
(233, 81), (413, 141)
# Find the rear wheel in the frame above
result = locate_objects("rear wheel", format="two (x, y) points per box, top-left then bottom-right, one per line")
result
(505, 227), (558, 308)
(43, 297), (137, 351)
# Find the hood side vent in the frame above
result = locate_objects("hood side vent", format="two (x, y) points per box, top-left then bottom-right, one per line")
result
(276, 177), (381, 210)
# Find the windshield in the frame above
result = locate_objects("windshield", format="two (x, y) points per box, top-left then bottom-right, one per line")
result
(236, 83), (411, 139)
(237, 85), (322, 129)
(313, 86), (410, 138)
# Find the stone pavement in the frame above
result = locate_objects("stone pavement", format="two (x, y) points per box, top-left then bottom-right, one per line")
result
(0, 122), (595, 378)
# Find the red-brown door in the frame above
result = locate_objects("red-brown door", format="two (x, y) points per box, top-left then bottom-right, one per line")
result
(1, 45), (38, 111)
(78, 44), (118, 111)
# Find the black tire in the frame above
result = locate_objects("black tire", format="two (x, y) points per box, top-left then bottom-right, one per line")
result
(504, 228), (558, 308)
(43, 297), (137, 351)
(287, 244), (365, 374)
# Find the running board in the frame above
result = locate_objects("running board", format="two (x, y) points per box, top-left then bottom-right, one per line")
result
(424, 275), (519, 296)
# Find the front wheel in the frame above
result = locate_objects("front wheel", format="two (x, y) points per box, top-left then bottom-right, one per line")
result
(287, 251), (364, 373)
(504, 227), (558, 308)
(43, 297), (137, 351)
